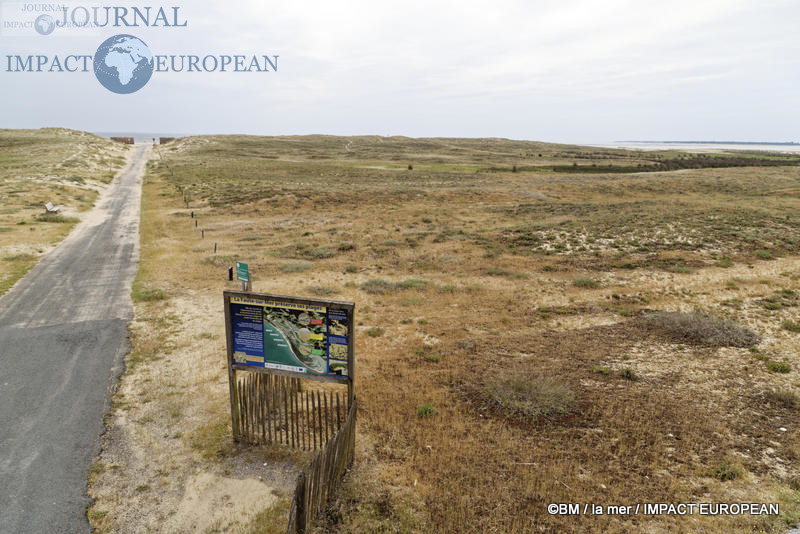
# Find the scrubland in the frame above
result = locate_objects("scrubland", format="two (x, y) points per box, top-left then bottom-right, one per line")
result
(0, 128), (128, 296)
(90, 135), (800, 533)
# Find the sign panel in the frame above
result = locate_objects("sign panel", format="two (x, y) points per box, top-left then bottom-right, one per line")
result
(225, 292), (354, 382)
(236, 261), (249, 282)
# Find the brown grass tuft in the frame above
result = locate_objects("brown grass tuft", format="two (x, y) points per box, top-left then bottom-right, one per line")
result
(643, 310), (760, 347)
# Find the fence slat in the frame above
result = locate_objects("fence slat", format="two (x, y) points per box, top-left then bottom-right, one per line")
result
(323, 391), (330, 442)
(316, 390), (323, 451)
(283, 386), (290, 446)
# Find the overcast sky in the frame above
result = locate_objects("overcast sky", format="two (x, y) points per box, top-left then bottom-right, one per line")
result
(0, 0), (798, 142)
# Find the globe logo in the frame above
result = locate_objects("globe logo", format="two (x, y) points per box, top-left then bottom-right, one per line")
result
(35, 14), (55, 35)
(93, 35), (154, 94)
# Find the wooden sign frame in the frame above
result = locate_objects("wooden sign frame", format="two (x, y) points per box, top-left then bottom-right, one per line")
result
(223, 290), (355, 438)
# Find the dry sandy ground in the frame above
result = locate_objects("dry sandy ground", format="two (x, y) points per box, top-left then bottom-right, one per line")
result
(89, 250), (800, 532)
(89, 290), (299, 533)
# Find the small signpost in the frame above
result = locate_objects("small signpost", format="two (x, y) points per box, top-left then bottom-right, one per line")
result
(236, 261), (249, 290)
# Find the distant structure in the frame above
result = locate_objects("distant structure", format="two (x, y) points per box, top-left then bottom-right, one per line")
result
(110, 137), (134, 144)
(159, 137), (176, 144)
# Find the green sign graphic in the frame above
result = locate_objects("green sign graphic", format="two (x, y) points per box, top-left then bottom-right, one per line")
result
(236, 261), (249, 282)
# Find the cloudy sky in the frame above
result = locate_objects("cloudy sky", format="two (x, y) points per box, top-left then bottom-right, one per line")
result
(0, 0), (798, 142)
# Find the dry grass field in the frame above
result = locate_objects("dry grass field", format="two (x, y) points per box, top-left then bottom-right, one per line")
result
(0, 128), (128, 296)
(90, 135), (800, 533)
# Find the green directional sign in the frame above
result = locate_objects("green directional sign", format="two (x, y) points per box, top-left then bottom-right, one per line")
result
(236, 261), (249, 282)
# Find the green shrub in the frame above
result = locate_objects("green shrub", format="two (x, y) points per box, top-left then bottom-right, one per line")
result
(3, 253), (35, 262)
(360, 278), (427, 294)
(201, 254), (238, 266)
(755, 249), (774, 260)
(711, 461), (742, 481)
(366, 327), (384, 337)
(361, 279), (394, 294)
(132, 284), (166, 302)
(417, 404), (436, 418)
(619, 368), (637, 381)
(280, 261), (314, 273)
(573, 277), (600, 289)
(396, 279), (427, 290)
(281, 242), (336, 260)
(425, 354), (442, 363)
(306, 285), (335, 296)
(592, 366), (610, 375)
(36, 213), (79, 223)
(781, 320), (800, 333)
(767, 361), (791, 373)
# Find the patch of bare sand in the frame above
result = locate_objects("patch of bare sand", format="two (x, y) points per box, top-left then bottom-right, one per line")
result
(163, 472), (280, 533)
(89, 292), (299, 533)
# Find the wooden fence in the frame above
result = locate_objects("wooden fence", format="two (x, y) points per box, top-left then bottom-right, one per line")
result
(287, 397), (357, 534)
(110, 136), (134, 144)
(235, 372), (350, 451)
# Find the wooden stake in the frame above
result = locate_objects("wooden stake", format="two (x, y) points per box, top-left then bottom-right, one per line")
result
(310, 392), (316, 450)
(336, 391), (342, 432)
(316, 390), (324, 446)
(266, 374), (272, 443)
(323, 392), (330, 442)
(283, 386), (290, 446)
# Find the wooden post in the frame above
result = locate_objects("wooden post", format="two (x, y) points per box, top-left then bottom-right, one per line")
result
(316, 391), (324, 446)
(310, 392), (316, 450)
(266, 374), (273, 443)
(305, 391), (317, 451)
(259, 375), (266, 443)
(223, 294), (240, 441)
(284, 387), (290, 446)
(324, 392), (330, 442)
(277, 382), (283, 445)
(295, 471), (306, 534)
(289, 388), (296, 449)
(336, 392), (341, 431)
(297, 393), (304, 451)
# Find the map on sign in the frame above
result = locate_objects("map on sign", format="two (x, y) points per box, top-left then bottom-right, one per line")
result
(229, 295), (351, 379)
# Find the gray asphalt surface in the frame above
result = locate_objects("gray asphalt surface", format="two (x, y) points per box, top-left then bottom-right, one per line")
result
(0, 145), (148, 534)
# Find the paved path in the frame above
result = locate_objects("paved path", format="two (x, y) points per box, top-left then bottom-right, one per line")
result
(0, 145), (149, 533)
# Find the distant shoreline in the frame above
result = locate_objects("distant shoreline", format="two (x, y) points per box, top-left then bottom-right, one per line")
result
(618, 140), (800, 146)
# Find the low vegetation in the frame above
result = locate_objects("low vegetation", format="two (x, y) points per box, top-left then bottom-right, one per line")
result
(485, 375), (576, 418)
(0, 128), (128, 297)
(643, 310), (760, 347)
(88, 134), (800, 533)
